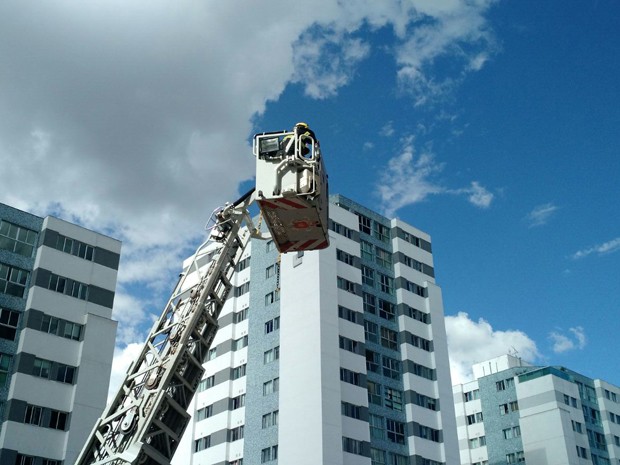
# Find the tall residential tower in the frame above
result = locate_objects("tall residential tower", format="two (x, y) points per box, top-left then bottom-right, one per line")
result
(174, 195), (459, 465)
(0, 203), (120, 465)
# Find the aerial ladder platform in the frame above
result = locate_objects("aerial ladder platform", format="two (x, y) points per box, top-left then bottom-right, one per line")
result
(74, 123), (328, 465)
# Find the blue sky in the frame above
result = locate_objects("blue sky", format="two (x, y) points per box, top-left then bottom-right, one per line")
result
(1, 1), (618, 389)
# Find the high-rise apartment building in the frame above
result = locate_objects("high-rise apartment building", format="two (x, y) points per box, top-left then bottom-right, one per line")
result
(0, 203), (120, 465)
(174, 194), (459, 465)
(453, 354), (620, 465)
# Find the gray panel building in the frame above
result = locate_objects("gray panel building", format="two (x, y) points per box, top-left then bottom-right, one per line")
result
(0, 203), (120, 465)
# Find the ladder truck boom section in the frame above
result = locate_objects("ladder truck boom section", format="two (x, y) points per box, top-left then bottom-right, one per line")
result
(75, 124), (328, 465)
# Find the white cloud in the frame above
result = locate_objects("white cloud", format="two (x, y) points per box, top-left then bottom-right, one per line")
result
(1, 3), (503, 399)
(108, 342), (143, 402)
(526, 202), (559, 227)
(380, 121), (396, 137)
(446, 312), (540, 384)
(572, 237), (620, 259)
(549, 326), (587, 353)
(376, 137), (493, 215)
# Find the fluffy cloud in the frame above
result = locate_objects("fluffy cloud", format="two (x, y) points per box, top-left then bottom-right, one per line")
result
(526, 202), (559, 227)
(549, 326), (587, 353)
(108, 342), (143, 402)
(572, 237), (620, 259)
(446, 312), (540, 384)
(376, 137), (493, 216)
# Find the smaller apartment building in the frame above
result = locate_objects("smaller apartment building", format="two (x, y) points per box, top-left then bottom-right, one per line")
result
(454, 354), (620, 465)
(0, 203), (120, 465)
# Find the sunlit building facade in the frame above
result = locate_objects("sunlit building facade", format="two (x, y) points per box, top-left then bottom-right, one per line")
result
(454, 354), (620, 465)
(175, 195), (459, 465)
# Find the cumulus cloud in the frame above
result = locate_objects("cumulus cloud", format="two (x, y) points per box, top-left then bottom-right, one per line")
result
(526, 202), (559, 227)
(446, 312), (540, 384)
(0, 1), (501, 394)
(549, 326), (587, 353)
(376, 137), (493, 216)
(380, 121), (396, 137)
(108, 342), (143, 402)
(572, 237), (620, 259)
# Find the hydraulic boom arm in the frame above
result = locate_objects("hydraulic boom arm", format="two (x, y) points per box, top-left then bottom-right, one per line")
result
(75, 124), (328, 465)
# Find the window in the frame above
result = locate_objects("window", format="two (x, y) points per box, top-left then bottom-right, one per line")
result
(361, 240), (373, 261)
(265, 264), (277, 278)
(233, 308), (248, 323)
(503, 426), (520, 439)
(264, 290), (279, 305)
(339, 336), (359, 354)
(232, 364), (247, 379)
(506, 451), (525, 463)
(340, 368), (361, 386)
(364, 320), (379, 343)
(263, 346), (280, 364)
(207, 347), (217, 361)
(373, 222), (390, 243)
(378, 273), (394, 295)
(228, 460), (243, 465)
(368, 381), (382, 405)
(235, 256), (250, 272)
(24, 405), (43, 426)
(571, 420), (583, 433)
(404, 279), (427, 297)
(358, 214), (372, 234)
(337, 277), (357, 294)
(0, 220), (37, 257)
(464, 389), (479, 402)
(366, 350), (380, 373)
(42, 460), (61, 465)
(0, 263), (29, 298)
(235, 282), (250, 297)
(413, 392), (438, 411)
(406, 332), (432, 352)
(342, 437), (364, 455)
(404, 305), (430, 324)
(39, 314), (83, 341)
(49, 409), (68, 430)
(469, 436), (486, 448)
(380, 327), (398, 350)
(385, 387), (403, 411)
(363, 293), (377, 314)
(576, 446), (588, 459)
(341, 402), (361, 419)
(370, 448), (386, 465)
(198, 375), (215, 391)
(231, 394), (245, 409)
(409, 361), (435, 380)
(362, 265), (375, 287)
(228, 425), (244, 441)
(337, 249), (355, 266)
(194, 435), (211, 452)
(0, 353), (11, 387)
(338, 306), (358, 323)
(378, 299), (396, 321)
(233, 335), (248, 350)
(54, 234), (95, 261)
(496, 380), (506, 391)
(261, 445), (278, 463)
(414, 423), (441, 443)
(15, 455), (35, 465)
(382, 356), (401, 380)
(369, 414), (385, 439)
(329, 220), (354, 239)
(265, 240), (274, 252)
(196, 404), (213, 421)
(262, 410), (279, 428)
(0, 308), (19, 340)
(375, 247), (391, 267)
(47, 273), (89, 300)
(263, 378), (279, 395)
(264, 317), (280, 334)
(388, 453), (408, 465)
(386, 419), (405, 444)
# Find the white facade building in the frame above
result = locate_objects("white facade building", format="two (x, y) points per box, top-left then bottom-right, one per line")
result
(0, 203), (120, 465)
(174, 195), (459, 465)
(453, 354), (620, 465)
